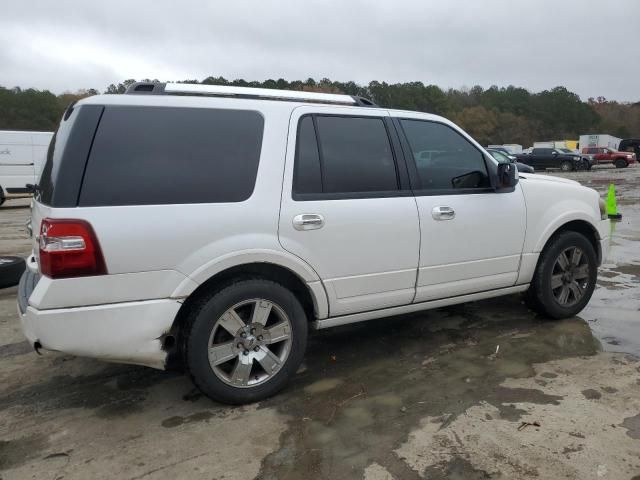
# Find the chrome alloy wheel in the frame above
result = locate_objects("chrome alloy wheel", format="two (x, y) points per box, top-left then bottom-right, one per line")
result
(207, 299), (292, 388)
(550, 246), (590, 307)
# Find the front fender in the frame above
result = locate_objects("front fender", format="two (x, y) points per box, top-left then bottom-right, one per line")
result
(532, 210), (599, 253)
(520, 179), (601, 254)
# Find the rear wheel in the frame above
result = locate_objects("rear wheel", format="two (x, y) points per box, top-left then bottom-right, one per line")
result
(560, 161), (573, 172)
(186, 278), (308, 404)
(526, 232), (597, 319)
(614, 159), (628, 168)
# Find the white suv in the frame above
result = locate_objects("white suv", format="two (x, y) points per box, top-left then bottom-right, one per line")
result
(18, 83), (610, 404)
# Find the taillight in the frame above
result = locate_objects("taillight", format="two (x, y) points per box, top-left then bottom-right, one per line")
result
(39, 219), (107, 279)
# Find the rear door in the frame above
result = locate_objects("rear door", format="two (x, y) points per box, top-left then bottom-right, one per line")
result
(278, 106), (420, 317)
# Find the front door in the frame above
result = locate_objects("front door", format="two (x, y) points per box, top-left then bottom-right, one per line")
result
(278, 106), (420, 317)
(394, 115), (526, 302)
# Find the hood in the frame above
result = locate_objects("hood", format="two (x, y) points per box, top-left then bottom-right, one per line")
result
(518, 173), (580, 186)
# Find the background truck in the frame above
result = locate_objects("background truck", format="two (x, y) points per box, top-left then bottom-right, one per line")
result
(515, 147), (586, 171)
(581, 147), (637, 168)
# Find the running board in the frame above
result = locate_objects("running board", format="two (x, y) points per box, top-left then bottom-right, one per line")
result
(313, 285), (529, 329)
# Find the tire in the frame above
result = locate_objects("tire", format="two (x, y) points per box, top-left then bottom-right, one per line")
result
(614, 159), (628, 168)
(186, 278), (308, 405)
(0, 188), (5, 206)
(560, 161), (573, 172)
(526, 231), (597, 319)
(0, 256), (26, 289)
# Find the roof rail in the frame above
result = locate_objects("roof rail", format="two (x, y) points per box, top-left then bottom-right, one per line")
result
(125, 82), (378, 107)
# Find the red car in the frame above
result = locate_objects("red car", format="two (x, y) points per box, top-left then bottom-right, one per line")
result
(582, 147), (637, 168)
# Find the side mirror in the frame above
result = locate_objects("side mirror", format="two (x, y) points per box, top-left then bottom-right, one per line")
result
(552, 151), (558, 156)
(496, 163), (518, 190)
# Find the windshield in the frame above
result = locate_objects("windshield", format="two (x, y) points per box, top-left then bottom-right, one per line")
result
(489, 150), (510, 164)
(559, 148), (573, 153)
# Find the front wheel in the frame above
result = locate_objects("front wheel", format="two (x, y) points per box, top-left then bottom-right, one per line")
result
(560, 161), (573, 172)
(186, 279), (308, 404)
(526, 231), (597, 319)
(614, 159), (628, 168)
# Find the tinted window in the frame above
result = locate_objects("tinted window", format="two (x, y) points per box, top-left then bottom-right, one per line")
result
(293, 116), (322, 195)
(535, 148), (553, 155)
(400, 120), (489, 190)
(79, 106), (264, 206)
(292, 115), (399, 197)
(38, 105), (104, 207)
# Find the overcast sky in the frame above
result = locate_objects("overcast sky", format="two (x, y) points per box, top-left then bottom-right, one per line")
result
(1, 0), (638, 101)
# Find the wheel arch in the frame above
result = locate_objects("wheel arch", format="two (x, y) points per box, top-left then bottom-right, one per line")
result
(538, 219), (601, 265)
(165, 261), (327, 370)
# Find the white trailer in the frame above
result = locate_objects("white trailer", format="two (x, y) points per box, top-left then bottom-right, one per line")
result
(0, 130), (53, 205)
(502, 144), (523, 154)
(534, 140), (576, 150)
(487, 144), (522, 154)
(579, 134), (621, 150)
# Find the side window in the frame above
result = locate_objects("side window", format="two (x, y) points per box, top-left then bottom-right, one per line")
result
(79, 106), (264, 206)
(293, 116), (322, 195)
(399, 119), (490, 190)
(292, 115), (399, 198)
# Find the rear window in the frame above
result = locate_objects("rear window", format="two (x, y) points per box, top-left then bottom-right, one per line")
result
(38, 104), (104, 207)
(78, 106), (264, 206)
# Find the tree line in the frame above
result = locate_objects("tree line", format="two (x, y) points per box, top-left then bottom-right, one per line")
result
(1, 77), (639, 147)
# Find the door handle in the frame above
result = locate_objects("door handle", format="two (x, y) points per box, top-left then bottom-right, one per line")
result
(293, 214), (324, 230)
(432, 206), (455, 220)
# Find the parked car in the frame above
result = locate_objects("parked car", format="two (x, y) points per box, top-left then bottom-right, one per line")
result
(0, 130), (53, 206)
(17, 82), (610, 404)
(487, 148), (534, 173)
(582, 147), (637, 168)
(515, 148), (587, 171)
(558, 148), (594, 170)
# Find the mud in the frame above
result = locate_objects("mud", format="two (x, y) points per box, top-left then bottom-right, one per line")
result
(0, 167), (639, 480)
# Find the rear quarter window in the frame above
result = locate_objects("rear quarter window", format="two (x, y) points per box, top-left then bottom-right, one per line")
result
(79, 106), (264, 206)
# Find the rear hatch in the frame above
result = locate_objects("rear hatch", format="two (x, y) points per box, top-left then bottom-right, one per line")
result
(20, 103), (104, 310)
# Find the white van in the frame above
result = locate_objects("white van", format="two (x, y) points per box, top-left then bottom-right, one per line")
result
(0, 130), (53, 205)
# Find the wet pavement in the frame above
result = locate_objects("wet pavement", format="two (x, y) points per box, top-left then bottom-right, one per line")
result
(1, 166), (639, 480)
(559, 166), (640, 357)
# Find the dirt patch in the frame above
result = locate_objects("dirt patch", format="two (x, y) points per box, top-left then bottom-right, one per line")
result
(161, 410), (220, 428)
(422, 457), (494, 479)
(582, 388), (602, 400)
(621, 413), (640, 439)
(0, 364), (172, 419)
(0, 433), (49, 470)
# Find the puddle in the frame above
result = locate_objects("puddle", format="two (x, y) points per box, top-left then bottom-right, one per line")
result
(256, 296), (600, 479)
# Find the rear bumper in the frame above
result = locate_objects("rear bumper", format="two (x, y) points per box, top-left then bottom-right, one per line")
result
(18, 271), (182, 369)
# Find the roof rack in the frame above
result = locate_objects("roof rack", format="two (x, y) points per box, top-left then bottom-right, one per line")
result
(125, 82), (378, 107)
